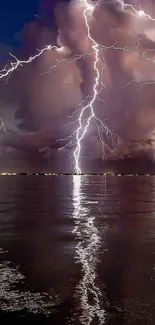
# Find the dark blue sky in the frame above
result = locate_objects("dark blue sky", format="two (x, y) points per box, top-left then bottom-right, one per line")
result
(0, 0), (40, 46)
(0, 0), (67, 47)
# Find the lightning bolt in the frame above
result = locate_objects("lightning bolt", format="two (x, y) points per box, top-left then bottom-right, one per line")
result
(73, 2), (100, 174)
(0, 0), (121, 174)
(122, 2), (155, 89)
(124, 2), (155, 21)
(59, 0), (155, 174)
(0, 46), (62, 82)
(0, 117), (8, 133)
(0, 0), (155, 172)
(61, 0), (121, 174)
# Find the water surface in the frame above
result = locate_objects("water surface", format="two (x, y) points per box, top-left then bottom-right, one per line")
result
(0, 175), (155, 324)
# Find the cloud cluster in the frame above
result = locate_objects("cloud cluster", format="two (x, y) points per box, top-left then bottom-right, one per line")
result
(1, 0), (155, 160)
(55, 0), (155, 143)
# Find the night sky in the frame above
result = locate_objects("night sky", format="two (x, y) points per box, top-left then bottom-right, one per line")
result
(0, 0), (39, 46)
(0, 0), (69, 48)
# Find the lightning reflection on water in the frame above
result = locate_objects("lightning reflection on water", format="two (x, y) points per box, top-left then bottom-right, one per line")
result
(72, 175), (105, 324)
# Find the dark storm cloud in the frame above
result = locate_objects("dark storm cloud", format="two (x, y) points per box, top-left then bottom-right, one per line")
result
(55, 0), (155, 143)
(1, 0), (155, 158)
(0, 18), (83, 149)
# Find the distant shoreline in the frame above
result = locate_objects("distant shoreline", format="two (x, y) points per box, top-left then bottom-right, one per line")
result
(0, 150), (154, 174)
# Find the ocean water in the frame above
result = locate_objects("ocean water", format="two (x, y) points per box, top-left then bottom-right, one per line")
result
(0, 175), (155, 324)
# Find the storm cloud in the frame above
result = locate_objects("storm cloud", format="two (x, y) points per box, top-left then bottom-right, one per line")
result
(1, 0), (155, 160)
